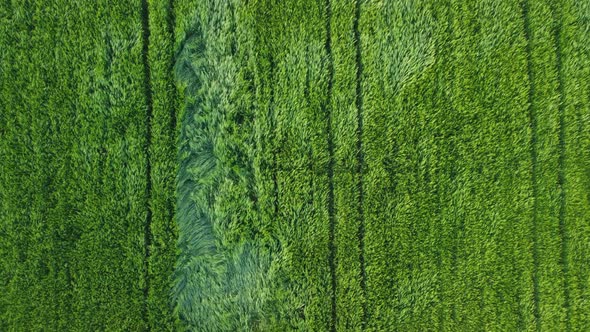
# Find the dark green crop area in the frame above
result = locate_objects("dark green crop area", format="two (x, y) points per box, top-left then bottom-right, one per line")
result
(1, 0), (589, 331)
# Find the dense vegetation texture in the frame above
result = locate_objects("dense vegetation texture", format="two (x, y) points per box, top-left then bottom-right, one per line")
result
(172, 0), (589, 331)
(0, 0), (589, 331)
(0, 0), (177, 330)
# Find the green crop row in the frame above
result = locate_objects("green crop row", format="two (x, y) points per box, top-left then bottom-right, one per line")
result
(329, 0), (365, 330)
(359, 1), (440, 330)
(0, 0), (178, 330)
(146, 0), (179, 329)
(349, 0), (588, 330)
(523, 0), (567, 330)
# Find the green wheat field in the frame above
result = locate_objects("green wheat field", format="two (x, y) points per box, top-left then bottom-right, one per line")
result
(1, 0), (589, 331)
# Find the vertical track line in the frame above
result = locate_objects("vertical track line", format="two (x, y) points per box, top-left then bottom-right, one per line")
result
(353, 0), (367, 328)
(552, 3), (571, 330)
(140, 0), (153, 329)
(446, 3), (461, 325)
(324, 0), (337, 330)
(520, 1), (541, 330)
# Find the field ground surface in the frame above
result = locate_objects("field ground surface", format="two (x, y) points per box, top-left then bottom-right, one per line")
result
(1, 0), (589, 331)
